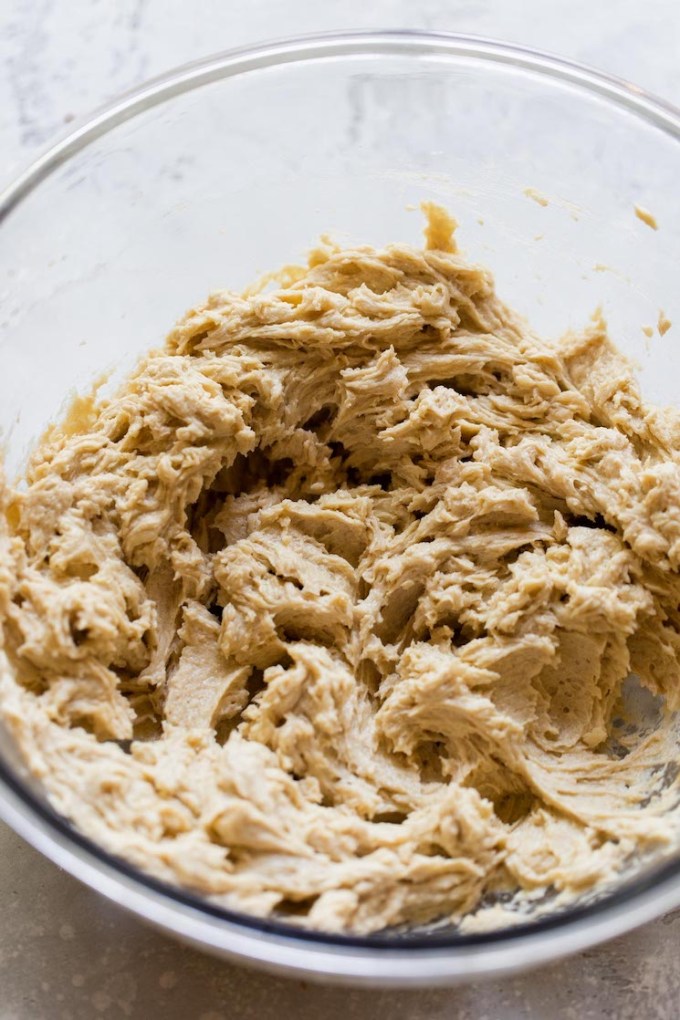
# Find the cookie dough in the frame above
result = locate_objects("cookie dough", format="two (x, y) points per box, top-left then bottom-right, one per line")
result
(2, 209), (680, 935)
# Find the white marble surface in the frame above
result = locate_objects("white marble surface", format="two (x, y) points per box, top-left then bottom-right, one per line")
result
(1, 2), (680, 1017)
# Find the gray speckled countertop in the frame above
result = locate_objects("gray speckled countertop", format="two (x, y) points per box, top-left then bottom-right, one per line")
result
(1, 2), (680, 1017)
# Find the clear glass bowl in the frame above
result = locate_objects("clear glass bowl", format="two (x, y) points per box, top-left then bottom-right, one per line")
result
(1, 30), (680, 985)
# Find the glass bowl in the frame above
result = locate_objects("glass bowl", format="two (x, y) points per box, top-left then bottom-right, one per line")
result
(1, 30), (680, 986)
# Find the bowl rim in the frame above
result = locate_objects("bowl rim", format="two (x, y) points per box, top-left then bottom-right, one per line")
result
(2, 28), (680, 985)
(2, 27), (680, 216)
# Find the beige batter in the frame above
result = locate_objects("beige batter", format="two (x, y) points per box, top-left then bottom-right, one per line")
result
(1, 208), (680, 934)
